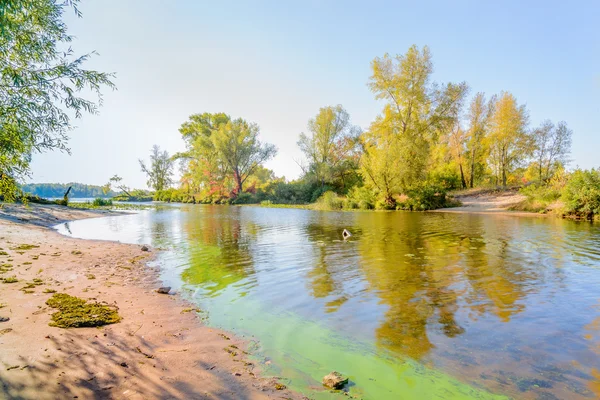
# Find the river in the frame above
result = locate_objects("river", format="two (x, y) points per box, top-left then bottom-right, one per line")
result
(55, 204), (600, 399)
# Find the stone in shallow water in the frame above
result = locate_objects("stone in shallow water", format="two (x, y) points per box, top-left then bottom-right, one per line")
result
(141, 245), (150, 252)
(156, 287), (171, 294)
(322, 371), (348, 389)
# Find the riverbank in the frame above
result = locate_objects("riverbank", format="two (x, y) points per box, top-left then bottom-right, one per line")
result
(0, 204), (302, 399)
(433, 188), (547, 217)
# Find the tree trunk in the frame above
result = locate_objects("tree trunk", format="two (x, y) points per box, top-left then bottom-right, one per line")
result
(502, 166), (507, 187)
(459, 164), (467, 189)
(469, 154), (475, 188)
(234, 170), (243, 197)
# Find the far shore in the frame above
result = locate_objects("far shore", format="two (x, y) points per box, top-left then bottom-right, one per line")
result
(0, 203), (303, 400)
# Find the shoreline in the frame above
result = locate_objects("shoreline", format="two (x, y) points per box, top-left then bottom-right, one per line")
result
(0, 204), (303, 399)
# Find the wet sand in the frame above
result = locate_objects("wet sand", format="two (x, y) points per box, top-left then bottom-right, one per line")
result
(0, 204), (303, 399)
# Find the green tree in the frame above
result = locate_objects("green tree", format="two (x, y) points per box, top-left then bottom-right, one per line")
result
(139, 145), (174, 191)
(177, 113), (276, 199)
(361, 45), (468, 206)
(531, 120), (572, 183)
(213, 119), (277, 196)
(486, 92), (530, 187)
(465, 93), (494, 188)
(105, 175), (131, 196)
(297, 105), (360, 191)
(0, 0), (115, 200)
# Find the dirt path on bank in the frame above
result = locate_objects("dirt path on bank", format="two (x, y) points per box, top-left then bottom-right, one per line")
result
(0, 203), (303, 400)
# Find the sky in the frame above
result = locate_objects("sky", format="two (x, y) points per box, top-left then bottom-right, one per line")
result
(29, 0), (600, 188)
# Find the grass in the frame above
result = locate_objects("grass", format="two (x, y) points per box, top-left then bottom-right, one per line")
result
(45, 293), (121, 328)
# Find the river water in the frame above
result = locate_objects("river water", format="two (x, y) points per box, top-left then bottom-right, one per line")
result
(55, 205), (600, 399)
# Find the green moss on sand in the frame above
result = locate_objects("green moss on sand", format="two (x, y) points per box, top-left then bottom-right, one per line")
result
(45, 293), (121, 328)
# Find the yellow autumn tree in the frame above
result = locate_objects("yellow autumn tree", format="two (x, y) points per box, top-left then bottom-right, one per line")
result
(486, 92), (531, 187)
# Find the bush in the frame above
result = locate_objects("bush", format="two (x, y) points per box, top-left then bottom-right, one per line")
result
(92, 198), (112, 206)
(231, 192), (256, 204)
(561, 169), (600, 220)
(314, 191), (343, 210)
(428, 165), (462, 191)
(345, 186), (376, 210)
(397, 183), (448, 211)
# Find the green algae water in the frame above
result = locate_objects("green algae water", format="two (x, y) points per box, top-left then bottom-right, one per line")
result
(55, 205), (600, 399)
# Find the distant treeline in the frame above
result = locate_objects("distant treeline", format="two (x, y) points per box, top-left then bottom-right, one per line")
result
(21, 183), (115, 198)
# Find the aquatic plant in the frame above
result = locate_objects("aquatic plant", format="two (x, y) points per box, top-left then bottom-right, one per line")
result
(45, 293), (121, 328)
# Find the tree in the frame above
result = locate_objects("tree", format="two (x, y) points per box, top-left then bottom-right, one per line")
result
(297, 105), (361, 190)
(105, 175), (131, 196)
(465, 93), (494, 188)
(531, 120), (572, 182)
(213, 119), (277, 196)
(486, 92), (530, 187)
(176, 113), (276, 199)
(360, 113), (406, 207)
(139, 145), (174, 191)
(361, 45), (468, 205)
(0, 0), (115, 200)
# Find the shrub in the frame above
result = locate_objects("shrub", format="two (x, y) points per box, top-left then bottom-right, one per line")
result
(346, 186), (376, 210)
(231, 192), (256, 204)
(561, 169), (600, 220)
(92, 198), (112, 206)
(314, 191), (343, 210)
(397, 183), (448, 211)
(428, 165), (462, 191)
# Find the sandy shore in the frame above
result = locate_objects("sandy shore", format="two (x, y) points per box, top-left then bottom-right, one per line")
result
(434, 188), (546, 217)
(0, 204), (303, 400)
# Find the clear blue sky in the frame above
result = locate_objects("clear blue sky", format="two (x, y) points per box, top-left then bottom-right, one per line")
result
(29, 0), (600, 188)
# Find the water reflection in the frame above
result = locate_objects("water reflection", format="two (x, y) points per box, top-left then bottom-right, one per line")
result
(55, 206), (600, 399)
(180, 206), (256, 297)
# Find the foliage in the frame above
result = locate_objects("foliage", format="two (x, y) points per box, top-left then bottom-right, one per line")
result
(176, 113), (276, 200)
(92, 197), (112, 206)
(112, 189), (153, 202)
(46, 293), (121, 328)
(530, 120), (572, 182)
(105, 175), (131, 196)
(397, 183), (449, 211)
(314, 191), (343, 210)
(0, 0), (114, 201)
(428, 164), (462, 191)
(345, 186), (376, 210)
(298, 105), (361, 191)
(561, 169), (600, 220)
(361, 45), (468, 207)
(154, 188), (195, 203)
(139, 145), (174, 191)
(486, 92), (530, 187)
(464, 93), (494, 188)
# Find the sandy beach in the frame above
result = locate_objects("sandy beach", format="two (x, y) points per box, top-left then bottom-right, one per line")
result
(434, 188), (547, 217)
(0, 204), (303, 400)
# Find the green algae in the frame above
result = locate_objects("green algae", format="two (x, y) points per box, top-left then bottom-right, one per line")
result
(1, 276), (18, 283)
(45, 293), (121, 328)
(10, 244), (39, 251)
(181, 286), (507, 400)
